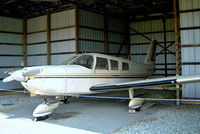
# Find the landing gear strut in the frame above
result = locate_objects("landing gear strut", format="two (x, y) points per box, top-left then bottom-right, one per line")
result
(128, 88), (144, 113)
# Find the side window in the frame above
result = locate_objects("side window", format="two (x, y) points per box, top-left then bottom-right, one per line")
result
(122, 62), (129, 71)
(95, 57), (108, 70)
(110, 60), (118, 70)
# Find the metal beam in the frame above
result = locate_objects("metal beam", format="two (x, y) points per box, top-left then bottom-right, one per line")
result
(129, 27), (151, 41)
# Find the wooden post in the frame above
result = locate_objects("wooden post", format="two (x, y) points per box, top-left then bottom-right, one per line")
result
(75, 5), (79, 54)
(126, 20), (130, 59)
(162, 17), (168, 77)
(23, 17), (27, 67)
(173, 0), (181, 105)
(47, 10), (51, 65)
(104, 14), (108, 55)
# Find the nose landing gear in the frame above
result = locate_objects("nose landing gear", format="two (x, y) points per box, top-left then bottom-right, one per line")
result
(33, 98), (60, 121)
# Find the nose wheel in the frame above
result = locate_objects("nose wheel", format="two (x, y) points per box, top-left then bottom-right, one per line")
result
(33, 98), (60, 121)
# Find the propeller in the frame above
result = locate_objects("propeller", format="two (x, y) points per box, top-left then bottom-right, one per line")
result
(3, 76), (14, 83)
(4, 68), (22, 75)
(3, 67), (41, 83)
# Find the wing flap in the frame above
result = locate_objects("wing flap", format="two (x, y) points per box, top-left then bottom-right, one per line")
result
(90, 75), (200, 91)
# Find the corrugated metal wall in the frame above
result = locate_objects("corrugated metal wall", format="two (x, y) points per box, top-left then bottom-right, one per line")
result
(130, 18), (176, 77)
(78, 9), (126, 55)
(179, 0), (200, 98)
(27, 9), (76, 65)
(108, 17), (126, 57)
(0, 16), (23, 89)
(51, 9), (76, 64)
(27, 15), (47, 66)
(78, 10), (105, 53)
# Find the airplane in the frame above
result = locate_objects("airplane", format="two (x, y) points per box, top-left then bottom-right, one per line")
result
(3, 39), (200, 121)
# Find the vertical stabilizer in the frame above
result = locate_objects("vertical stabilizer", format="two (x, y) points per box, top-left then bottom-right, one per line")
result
(145, 39), (157, 64)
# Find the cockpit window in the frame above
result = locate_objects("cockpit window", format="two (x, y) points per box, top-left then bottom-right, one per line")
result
(62, 55), (78, 65)
(69, 55), (94, 69)
(95, 57), (108, 70)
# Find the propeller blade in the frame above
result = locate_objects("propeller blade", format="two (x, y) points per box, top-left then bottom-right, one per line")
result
(10, 70), (27, 82)
(23, 68), (41, 76)
(3, 67), (41, 83)
(4, 69), (21, 75)
(3, 76), (14, 82)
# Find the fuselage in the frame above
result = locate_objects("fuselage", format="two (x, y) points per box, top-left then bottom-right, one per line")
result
(21, 53), (155, 95)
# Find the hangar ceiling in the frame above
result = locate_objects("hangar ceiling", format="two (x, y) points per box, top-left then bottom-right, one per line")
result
(0, 0), (173, 19)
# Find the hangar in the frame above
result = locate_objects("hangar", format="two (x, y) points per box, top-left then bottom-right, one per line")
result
(0, 0), (200, 133)
(1, 0), (200, 99)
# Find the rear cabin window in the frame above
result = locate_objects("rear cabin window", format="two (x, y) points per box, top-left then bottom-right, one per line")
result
(110, 60), (118, 70)
(122, 62), (129, 71)
(95, 57), (108, 70)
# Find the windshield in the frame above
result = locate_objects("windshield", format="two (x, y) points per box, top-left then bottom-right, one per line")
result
(62, 56), (78, 65)
(69, 55), (94, 69)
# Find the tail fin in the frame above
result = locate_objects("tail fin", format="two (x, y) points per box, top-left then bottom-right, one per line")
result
(145, 39), (157, 65)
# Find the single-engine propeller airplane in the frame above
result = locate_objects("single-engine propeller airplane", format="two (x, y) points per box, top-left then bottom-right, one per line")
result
(3, 39), (200, 121)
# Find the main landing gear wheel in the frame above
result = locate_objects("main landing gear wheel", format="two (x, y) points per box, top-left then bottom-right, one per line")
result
(34, 115), (49, 122)
(128, 89), (144, 113)
(135, 106), (142, 112)
(129, 105), (142, 113)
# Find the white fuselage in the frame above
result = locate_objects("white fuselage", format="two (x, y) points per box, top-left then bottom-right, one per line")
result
(21, 53), (154, 96)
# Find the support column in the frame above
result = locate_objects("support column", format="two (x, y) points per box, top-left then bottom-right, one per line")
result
(125, 20), (130, 59)
(173, 0), (181, 105)
(75, 5), (79, 55)
(47, 10), (51, 65)
(162, 17), (168, 77)
(23, 17), (27, 67)
(104, 14), (108, 55)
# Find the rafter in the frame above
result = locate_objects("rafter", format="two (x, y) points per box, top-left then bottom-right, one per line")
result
(0, 0), (173, 18)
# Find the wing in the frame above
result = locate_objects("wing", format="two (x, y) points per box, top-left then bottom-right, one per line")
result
(90, 74), (200, 91)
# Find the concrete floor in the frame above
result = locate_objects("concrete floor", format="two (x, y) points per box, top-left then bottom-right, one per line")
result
(0, 92), (161, 134)
(0, 92), (199, 134)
